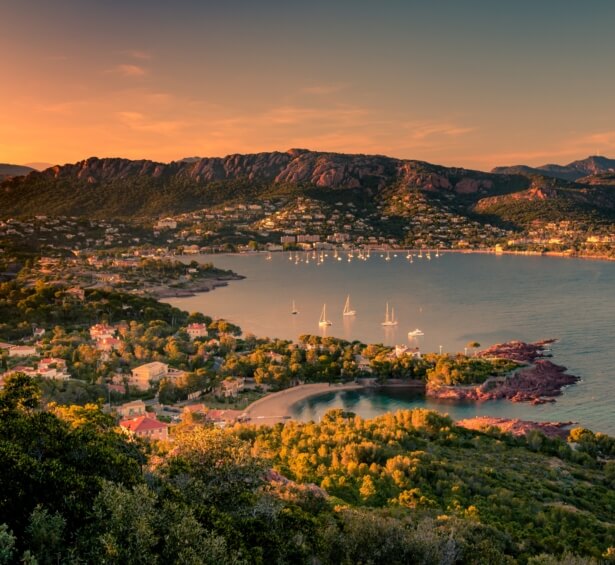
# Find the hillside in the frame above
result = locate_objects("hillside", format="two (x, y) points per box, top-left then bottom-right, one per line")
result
(0, 163), (34, 182)
(492, 156), (615, 182)
(0, 150), (530, 219)
(474, 181), (615, 227)
(3, 150), (615, 236)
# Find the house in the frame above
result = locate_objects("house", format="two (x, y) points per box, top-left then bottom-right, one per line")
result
(116, 399), (147, 419)
(155, 218), (177, 230)
(129, 361), (169, 390)
(66, 287), (85, 300)
(218, 377), (245, 398)
(119, 414), (169, 441)
(204, 409), (245, 427)
(186, 323), (208, 341)
(8, 345), (38, 358)
(354, 354), (372, 373)
(90, 323), (116, 340)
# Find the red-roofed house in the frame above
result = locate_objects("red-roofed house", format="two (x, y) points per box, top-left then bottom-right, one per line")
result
(186, 323), (208, 341)
(119, 414), (169, 441)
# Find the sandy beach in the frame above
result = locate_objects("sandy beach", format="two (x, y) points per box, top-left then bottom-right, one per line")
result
(243, 382), (365, 425)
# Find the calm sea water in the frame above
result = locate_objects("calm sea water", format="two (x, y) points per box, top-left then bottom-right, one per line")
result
(166, 252), (615, 434)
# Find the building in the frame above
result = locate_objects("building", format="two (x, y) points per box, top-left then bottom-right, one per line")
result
(129, 362), (169, 391)
(8, 345), (38, 358)
(186, 323), (208, 341)
(90, 323), (116, 340)
(204, 409), (245, 427)
(116, 399), (147, 419)
(217, 376), (245, 398)
(155, 218), (177, 230)
(120, 414), (169, 441)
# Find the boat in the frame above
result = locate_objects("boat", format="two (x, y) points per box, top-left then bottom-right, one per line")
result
(381, 302), (398, 326)
(408, 328), (424, 337)
(291, 300), (299, 315)
(318, 304), (332, 327)
(266, 252), (272, 261)
(385, 250), (391, 262)
(343, 295), (356, 316)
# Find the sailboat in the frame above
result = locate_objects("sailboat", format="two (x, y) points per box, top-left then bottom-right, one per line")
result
(291, 300), (299, 315)
(408, 328), (424, 337)
(343, 295), (356, 316)
(381, 302), (398, 326)
(319, 304), (332, 327)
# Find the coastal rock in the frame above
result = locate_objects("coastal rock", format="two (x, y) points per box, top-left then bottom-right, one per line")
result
(427, 340), (579, 404)
(456, 417), (574, 439)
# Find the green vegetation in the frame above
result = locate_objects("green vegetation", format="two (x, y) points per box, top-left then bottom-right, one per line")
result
(0, 376), (613, 563)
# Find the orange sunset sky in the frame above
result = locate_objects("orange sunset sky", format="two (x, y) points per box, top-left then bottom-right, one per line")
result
(2, 0), (615, 170)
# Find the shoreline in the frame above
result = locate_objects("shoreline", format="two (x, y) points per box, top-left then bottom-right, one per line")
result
(240, 381), (578, 438)
(243, 382), (365, 425)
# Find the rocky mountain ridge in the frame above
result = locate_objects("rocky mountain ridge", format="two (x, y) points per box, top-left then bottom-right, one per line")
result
(492, 155), (615, 181)
(2, 149), (615, 227)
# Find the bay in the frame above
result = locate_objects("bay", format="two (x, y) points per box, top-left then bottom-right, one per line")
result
(165, 252), (615, 434)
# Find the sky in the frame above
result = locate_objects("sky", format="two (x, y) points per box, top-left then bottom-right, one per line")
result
(2, 0), (615, 170)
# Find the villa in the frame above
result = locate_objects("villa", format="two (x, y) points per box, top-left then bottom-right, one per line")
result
(119, 414), (169, 441)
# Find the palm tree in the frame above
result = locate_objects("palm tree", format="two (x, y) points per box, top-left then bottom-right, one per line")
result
(467, 341), (481, 357)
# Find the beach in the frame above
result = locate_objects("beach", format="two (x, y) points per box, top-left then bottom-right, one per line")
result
(243, 382), (364, 425)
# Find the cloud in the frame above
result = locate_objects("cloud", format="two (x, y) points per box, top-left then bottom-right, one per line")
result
(124, 50), (152, 60)
(117, 111), (184, 134)
(403, 121), (475, 141)
(108, 64), (147, 77)
(302, 84), (347, 95)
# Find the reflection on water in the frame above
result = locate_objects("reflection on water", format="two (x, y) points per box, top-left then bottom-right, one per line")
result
(165, 252), (615, 433)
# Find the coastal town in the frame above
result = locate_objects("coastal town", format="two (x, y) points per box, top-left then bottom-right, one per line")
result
(0, 270), (580, 441)
(3, 192), (615, 275)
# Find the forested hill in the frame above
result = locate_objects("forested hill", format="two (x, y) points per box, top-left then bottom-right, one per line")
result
(4, 150), (615, 229)
(492, 156), (615, 182)
(0, 150), (531, 219)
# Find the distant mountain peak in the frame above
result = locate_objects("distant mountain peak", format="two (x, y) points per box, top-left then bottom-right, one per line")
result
(492, 155), (615, 181)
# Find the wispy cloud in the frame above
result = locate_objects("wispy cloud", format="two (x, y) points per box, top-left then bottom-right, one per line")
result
(108, 64), (148, 77)
(302, 83), (347, 95)
(117, 111), (184, 134)
(124, 50), (152, 60)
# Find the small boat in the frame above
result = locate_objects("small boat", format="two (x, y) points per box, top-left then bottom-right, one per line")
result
(381, 302), (398, 326)
(343, 295), (356, 316)
(266, 252), (272, 261)
(291, 300), (299, 315)
(385, 250), (391, 262)
(418, 249), (423, 259)
(319, 304), (332, 327)
(408, 328), (424, 337)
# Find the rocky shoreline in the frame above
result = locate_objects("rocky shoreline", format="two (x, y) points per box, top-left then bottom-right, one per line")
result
(427, 340), (580, 404)
(151, 274), (245, 298)
(457, 416), (575, 439)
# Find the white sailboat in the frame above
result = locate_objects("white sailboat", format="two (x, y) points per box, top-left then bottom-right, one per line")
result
(291, 300), (299, 315)
(319, 304), (332, 327)
(381, 302), (398, 326)
(343, 295), (356, 316)
(408, 328), (424, 337)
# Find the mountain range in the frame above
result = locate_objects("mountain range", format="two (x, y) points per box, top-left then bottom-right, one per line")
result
(1, 150), (615, 228)
(0, 163), (35, 182)
(492, 155), (615, 182)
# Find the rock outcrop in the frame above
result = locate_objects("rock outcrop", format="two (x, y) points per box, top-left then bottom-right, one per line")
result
(427, 340), (580, 404)
(457, 417), (574, 439)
